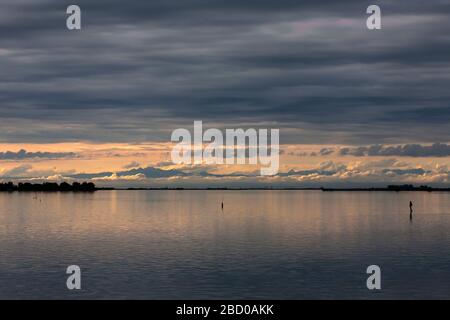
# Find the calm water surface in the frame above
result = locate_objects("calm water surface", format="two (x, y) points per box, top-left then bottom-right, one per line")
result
(0, 190), (449, 299)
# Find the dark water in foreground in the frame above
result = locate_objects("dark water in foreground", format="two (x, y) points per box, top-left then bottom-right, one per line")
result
(0, 190), (449, 299)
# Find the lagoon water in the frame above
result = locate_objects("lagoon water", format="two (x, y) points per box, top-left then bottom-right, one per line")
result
(0, 190), (450, 299)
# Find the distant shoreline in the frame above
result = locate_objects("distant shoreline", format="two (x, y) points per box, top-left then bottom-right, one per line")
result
(1, 182), (450, 192)
(320, 188), (450, 192)
(115, 185), (450, 192)
(116, 184), (450, 192)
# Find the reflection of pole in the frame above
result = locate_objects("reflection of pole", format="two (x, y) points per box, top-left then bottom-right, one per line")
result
(409, 201), (413, 221)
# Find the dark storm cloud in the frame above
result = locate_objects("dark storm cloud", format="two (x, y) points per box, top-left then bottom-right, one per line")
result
(68, 166), (187, 179)
(63, 162), (434, 182)
(340, 143), (450, 157)
(382, 168), (430, 175)
(318, 148), (334, 156)
(1, 1), (450, 144)
(0, 149), (76, 160)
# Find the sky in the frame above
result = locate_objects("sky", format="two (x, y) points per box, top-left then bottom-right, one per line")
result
(1, 0), (450, 188)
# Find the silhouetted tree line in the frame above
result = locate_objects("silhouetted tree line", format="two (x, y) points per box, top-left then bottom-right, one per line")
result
(0, 182), (96, 192)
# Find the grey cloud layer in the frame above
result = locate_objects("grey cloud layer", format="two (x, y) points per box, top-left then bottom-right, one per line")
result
(339, 143), (450, 157)
(1, 1), (450, 144)
(0, 149), (76, 160)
